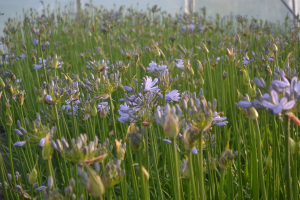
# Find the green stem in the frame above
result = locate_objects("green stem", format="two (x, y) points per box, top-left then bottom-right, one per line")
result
(284, 115), (292, 200)
(8, 126), (16, 185)
(137, 151), (148, 200)
(198, 133), (206, 200)
(109, 96), (116, 137)
(107, 188), (112, 200)
(255, 119), (267, 199)
(219, 169), (225, 200)
(172, 137), (182, 200)
(149, 126), (164, 200)
(0, 154), (9, 200)
(187, 152), (197, 199)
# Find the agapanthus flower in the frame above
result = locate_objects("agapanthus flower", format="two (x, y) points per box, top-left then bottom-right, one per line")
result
(118, 103), (134, 123)
(174, 59), (185, 69)
(182, 24), (195, 31)
(212, 112), (228, 127)
(143, 76), (160, 93)
(262, 90), (295, 115)
(62, 100), (80, 115)
(16, 54), (26, 60)
(163, 139), (172, 144)
(242, 57), (251, 65)
(32, 38), (39, 45)
(13, 141), (27, 147)
(146, 61), (168, 73)
(160, 90), (180, 102)
(97, 102), (110, 118)
(34, 55), (64, 70)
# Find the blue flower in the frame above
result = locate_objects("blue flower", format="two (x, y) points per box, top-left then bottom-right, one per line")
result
(32, 38), (39, 45)
(182, 24), (195, 31)
(242, 57), (251, 65)
(13, 141), (27, 147)
(192, 146), (198, 155)
(262, 90), (295, 115)
(147, 61), (168, 73)
(212, 112), (228, 127)
(163, 139), (172, 144)
(143, 76), (160, 93)
(160, 90), (180, 102)
(174, 59), (185, 69)
(34, 64), (43, 69)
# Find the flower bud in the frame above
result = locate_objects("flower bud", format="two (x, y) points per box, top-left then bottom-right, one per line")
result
(6, 114), (13, 126)
(163, 113), (179, 138)
(91, 105), (97, 117)
(245, 107), (259, 120)
(42, 134), (53, 160)
(272, 43), (278, 52)
(84, 164), (105, 198)
(0, 77), (5, 88)
(242, 70), (250, 86)
(28, 167), (38, 185)
(50, 55), (59, 69)
(115, 139), (125, 160)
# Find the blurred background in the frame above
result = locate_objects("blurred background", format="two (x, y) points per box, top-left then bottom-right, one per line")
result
(0, 0), (299, 36)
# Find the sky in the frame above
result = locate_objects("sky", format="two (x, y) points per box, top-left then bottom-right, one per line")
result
(0, 0), (298, 39)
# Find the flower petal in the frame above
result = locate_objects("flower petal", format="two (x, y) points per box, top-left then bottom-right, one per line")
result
(262, 101), (276, 109)
(238, 101), (252, 108)
(273, 105), (283, 115)
(271, 90), (279, 104)
(283, 100), (295, 110)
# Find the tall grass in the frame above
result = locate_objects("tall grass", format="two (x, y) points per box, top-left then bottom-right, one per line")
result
(0, 1), (299, 199)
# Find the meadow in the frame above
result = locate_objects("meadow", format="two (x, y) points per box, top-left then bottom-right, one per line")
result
(0, 1), (300, 199)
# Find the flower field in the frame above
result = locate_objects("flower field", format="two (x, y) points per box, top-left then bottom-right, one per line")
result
(0, 2), (300, 200)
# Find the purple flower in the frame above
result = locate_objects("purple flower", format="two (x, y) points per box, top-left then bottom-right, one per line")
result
(46, 95), (53, 102)
(39, 138), (46, 147)
(268, 57), (274, 62)
(160, 90), (180, 102)
(147, 61), (168, 73)
(35, 186), (47, 191)
(174, 59), (184, 69)
(262, 90), (295, 115)
(182, 24), (195, 31)
(19, 53), (26, 59)
(118, 103), (134, 123)
(32, 38), (39, 45)
(143, 76), (160, 93)
(238, 101), (252, 108)
(163, 139), (172, 144)
(34, 64), (43, 70)
(123, 86), (134, 92)
(242, 57), (251, 65)
(212, 112), (228, 127)
(192, 146), (198, 155)
(13, 141), (27, 147)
